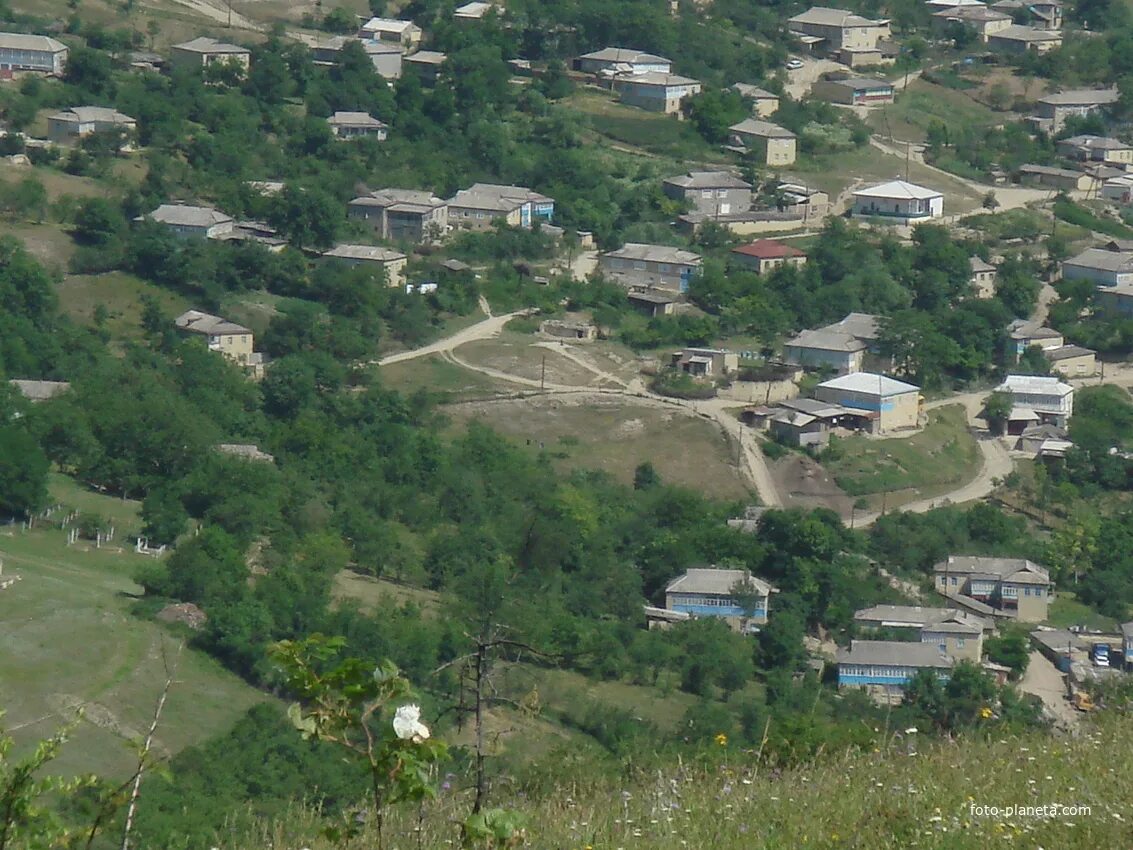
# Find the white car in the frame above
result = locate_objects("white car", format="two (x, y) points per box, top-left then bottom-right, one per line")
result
(785, 59), (804, 70)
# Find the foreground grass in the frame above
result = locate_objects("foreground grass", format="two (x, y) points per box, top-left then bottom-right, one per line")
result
(240, 711), (1133, 850)
(868, 79), (1002, 145)
(822, 405), (981, 505)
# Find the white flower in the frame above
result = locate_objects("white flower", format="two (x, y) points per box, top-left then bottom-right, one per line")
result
(905, 727), (918, 735)
(393, 704), (430, 742)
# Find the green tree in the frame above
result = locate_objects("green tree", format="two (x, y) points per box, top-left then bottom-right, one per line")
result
(984, 630), (1030, 679)
(984, 390), (1013, 436)
(0, 426), (49, 517)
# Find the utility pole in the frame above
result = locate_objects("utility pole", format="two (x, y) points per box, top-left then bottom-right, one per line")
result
(540, 354), (546, 391)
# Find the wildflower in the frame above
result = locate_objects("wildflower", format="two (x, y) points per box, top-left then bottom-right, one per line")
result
(393, 704), (430, 742)
(715, 733), (728, 746)
(979, 706), (993, 719)
(905, 727), (918, 735)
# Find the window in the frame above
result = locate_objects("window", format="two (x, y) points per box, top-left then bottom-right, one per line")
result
(956, 638), (965, 648)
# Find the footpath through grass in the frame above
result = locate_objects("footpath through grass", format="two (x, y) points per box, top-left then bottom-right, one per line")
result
(821, 405), (981, 504)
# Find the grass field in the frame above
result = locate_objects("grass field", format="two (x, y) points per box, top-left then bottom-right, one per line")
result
(378, 353), (516, 401)
(331, 569), (443, 615)
(0, 477), (264, 778)
(1046, 591), (1119, 632)
(821, 405), (981, 507)
(867, 79), (1002, 145)
(445, 394), (752, 499)
(564, 90), (726, 163)
(58, 271), (190, 340)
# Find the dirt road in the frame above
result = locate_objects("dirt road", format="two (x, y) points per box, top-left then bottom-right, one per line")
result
(1020, 650), (1079, 729)
(783, 56), (843, 100)
(167, 0), (262, 30)
(376, 310), (530, 366)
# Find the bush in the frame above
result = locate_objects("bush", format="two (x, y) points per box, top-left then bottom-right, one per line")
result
(649, 370), (717, 399)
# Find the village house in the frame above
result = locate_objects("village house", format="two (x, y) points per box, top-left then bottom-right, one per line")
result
(767, 397), (855, 447)
(664, 567), (776, 632)
(348, 188), (449, 242)
(1097, 283), (1133, 317)
(987, 25), (1062, 54)
(670, 347), (739, 378)
(9, 379), (70, 402)
(174, 309), (255, 367)
(783, 328), (867, 375)
(321, 244), (408, 287)
(145, 204), (234, 239)
(779, 182), (831, 222)
(0, 32), (68, 76)
(815, 372), (921, 433)
(576, 47), (672, 76)
(921, 618), (985, 662)
(47, 106), (136, 144)
(627, 290), (678, 317)
(1007, 318), (1063, 359)
(1030, 88), (1118, 133)
(1123, 622), (1133, 669)
(997, 374), (1075, 430)
(788, 6), (889, 66)
(1015, 423), (1072, 458)
(1018, 164), (1098, 193)
(812, 75), (895, 105)
(327, 111), (388, 140)
(662, 171), (752, 217)
(731, 83), (780, 117)
(612, 71), (702, 114)
(853, 604), (992, 633)
(310, 36), (403, 78)
(837, 640), (953, 695)
(1045, 344), (1097, 377)
(170, 37), (251, 71)
(731, 239), (807, 274)
(1057, 135), (1133, 166)
(540, 318), (598, 342)
(991, 0), (1063, 29)
(447, 183), (555, 231)
(727, 119), (797, 166)
(404, 50), (446, 83)
(1102, 174), (1133, 204)
(933, 556), (1053, 622)
(851, 179), (944, 223)
(358, 17), (423, 49)
(1061, 247), (1133, 287)
(454, 1), (497, 21)
(970, 256), (997, 298)
(598, 243), (702, 292)
(931, 5), (1013, 42)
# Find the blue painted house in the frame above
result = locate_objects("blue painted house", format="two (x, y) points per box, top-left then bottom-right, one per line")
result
(664, 567), (776, 633)
(837, 640), (953, 695)
(1123, 622), (1133, 669)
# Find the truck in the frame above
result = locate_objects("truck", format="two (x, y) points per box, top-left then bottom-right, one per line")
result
(1091, 643), (1110, 668)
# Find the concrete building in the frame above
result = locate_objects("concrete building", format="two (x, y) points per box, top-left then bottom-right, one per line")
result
(815, 372), (921, 433)
(577, 47), (672, 76)
(612, 71), (702, 114)
(727, 119), (796, 166)
(1007, 318), (1064, 358)
(851, 180), (943, 223)
(1045, 344), (1097, 378)
(447, 183), (554, 231)
(1097, 283), (1133, 317)
(670, 347), (739, 378)
(1102, 174), (1133, 205)
(933, 556), (1053, 622)
(170, 37), (251, 71)
(174, 309), (254, 366)
(812, 76), (895, 105)
(1057, 135), (1133, 166)
(321, 244), (408, 287)
(348, 188), (448, 242)
(1061, 247), (1133, 287)
(837, 640), (953, 695)
(992, 0), (1063, 29)
(788, 6), (889, 65)
(404, 50), (446, 83)
(987, 25), (1062, 54)
(598, 243), (702, 293)
(1032, 89), (1118, 134)
(358, 17), (422, 49)
(1018, 164), (1098, 193)
(931, 5), (1013, 41)
(47, 106), (136, 143)
(664, 567), (776, 632)
(731, 83), (779, 117)
(327, 111), (388, 140)
(145, 204), (234, 239)
(921, 618), (985, 662)
(310, 36), (403, 78)
(996, 374), (1075, 428)
(970, 256), (997, 298)
(0, 32), (67, 76)
(783, 328), (867, 375)
(663, 171), (752, 217)
(731, 239), (807, 274)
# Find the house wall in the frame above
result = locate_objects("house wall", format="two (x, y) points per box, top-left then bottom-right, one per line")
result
(1001, 583), (1049, 622)
(170, 48), (250, 71)
(921, 630), (983, 662)
(449, 205), (523, 231)
(851, 194), (943, 222)
(617, 81), (701, 114)
(599, 256), (700, 292)
(815, 386), (920, 432)
(667, 184), (753, 217)
(971, 270), (997, 298)
(1049, 352), (1096, 377)
(1062, 262), (1132, 287)
(665, 591), (769, 625)
(837, 663), (949, 689)
(210, 331), (254, 364)
(812, 80), (894, 105)
(784, 345), (862, 374)
(1007, 389), (1073, 418)
(0, 45), (67, 75)
(1097, 288), (1133, 316)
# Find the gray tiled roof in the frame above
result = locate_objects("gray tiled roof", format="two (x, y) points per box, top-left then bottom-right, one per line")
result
(0, 32), (67, 53)
(1064, 247), (1133, 273)
(602, 242), (702, 265)
(175, 309), (250, 336)
(837, 640), (954, 668)
(148, 204), (232, 228)
(729, 118), (796, 139)
(785, 328), (867, 353)
(664, 171), (751, 191)
(173, 36), (248, 54)
(933, 555), (1051, 584)
(665, 567), (774, 596)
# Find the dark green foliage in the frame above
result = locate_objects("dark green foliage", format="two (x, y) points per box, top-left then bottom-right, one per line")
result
(985, 629), (1030, 679)
(0, 425), (49, 517)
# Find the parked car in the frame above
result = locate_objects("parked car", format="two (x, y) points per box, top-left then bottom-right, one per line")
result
(785, 58), (804, 70)
(1091, 643), (1110, 667)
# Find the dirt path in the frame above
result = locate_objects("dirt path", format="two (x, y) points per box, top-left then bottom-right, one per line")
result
(376, 309), (530, 366)
(166, 0), (262, 31)
(531, 342), (628, 388)
(1020, 650), (1079, 729)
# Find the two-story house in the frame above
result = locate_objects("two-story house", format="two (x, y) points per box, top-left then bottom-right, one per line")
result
(931, 5), (1013, 42)
(174, 309), (255, 366)
(598, 243), (702, 293)
(1061, 247), (1133, 287)
(447, 183), (555, 232)
(934, 556), (1053, 621)
(731, 83), (779, 117)
(577, 47), (672, 76)
(1030, 89), (1118, 134)
(322, 244), (408, 287)
(728, 119), (797, 166)
(47, 106), (136, 143)
(612, 71), (702, 114)
(996, 374), (1074, 429)
(170, 37), (251, 72)
(991, 0), (1063, 29)
(788, 6), (889, 65)
(327, 111), (388, 140)
(664, 567), (776, 633)
(970, 256), (997, 298)
(348, 188), (449, 242)
(837, 640), (953, 695)
(0, 32), (68, 75)
(1007, 319), (1064, 359)
(1057, 135), (1133, 166)
(662, 171), (752, 217)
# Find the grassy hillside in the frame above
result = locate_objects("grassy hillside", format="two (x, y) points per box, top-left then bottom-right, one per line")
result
(240, 711), (1133, 850)
(0, 475), (264, 778)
